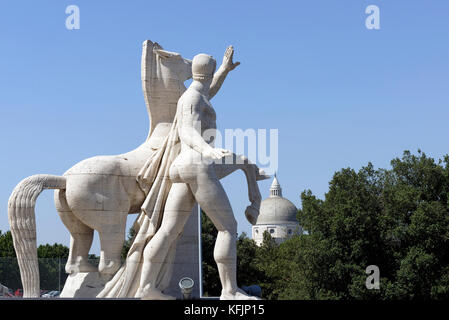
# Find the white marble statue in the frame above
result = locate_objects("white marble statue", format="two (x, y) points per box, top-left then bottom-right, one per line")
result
(141, 51), (266, 300)
(8, 40), (268, 299)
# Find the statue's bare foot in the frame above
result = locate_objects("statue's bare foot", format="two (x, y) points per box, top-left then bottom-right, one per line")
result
(136, 286), (176, 300)
(220, 288), (261, 300)
(65, 258), (97, 274)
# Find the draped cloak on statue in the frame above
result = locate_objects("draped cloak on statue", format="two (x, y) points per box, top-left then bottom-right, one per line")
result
(97, 113), (181, 298)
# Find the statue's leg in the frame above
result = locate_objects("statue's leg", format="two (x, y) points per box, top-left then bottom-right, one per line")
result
(136, 182), (195, 299)
(188, 164), (260, 300)
(187, 165), (238, 294)
(54, 189), (96, 273)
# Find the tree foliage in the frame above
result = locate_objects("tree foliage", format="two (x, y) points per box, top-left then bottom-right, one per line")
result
(37, 243), (69, 291)
(121, 226), (136, 260)
(0, 230), (21, 289)
(200, 210), (220, 296)
(293, 150), (449, 299)
(0, 230), (95, 291)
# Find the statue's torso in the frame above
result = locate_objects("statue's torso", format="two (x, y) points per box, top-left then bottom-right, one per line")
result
(169, 87), (219, 182)
(179, 88), (217, 148)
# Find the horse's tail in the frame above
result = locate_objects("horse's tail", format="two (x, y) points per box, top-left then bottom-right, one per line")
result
(8, 174), (66, 298)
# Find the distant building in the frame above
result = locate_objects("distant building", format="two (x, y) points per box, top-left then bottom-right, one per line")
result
(252, 175), (302, 246)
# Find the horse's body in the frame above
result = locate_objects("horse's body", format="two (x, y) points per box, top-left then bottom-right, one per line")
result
(8, 40), (267, 298)
(57, 140), (153, 273)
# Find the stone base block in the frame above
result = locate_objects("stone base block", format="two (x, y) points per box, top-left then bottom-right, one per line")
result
(60, 272), (106, 298)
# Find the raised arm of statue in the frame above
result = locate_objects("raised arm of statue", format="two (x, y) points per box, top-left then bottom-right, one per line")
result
(209, 45), (240, 99)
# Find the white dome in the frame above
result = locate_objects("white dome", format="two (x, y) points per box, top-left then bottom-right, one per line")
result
(256, 176), (298, 225)
(256, 196), (298, 225)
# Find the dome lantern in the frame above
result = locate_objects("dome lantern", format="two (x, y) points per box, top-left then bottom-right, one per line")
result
(269, 174), (282, 197)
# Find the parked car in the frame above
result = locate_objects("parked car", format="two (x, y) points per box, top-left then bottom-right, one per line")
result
(42, 290), (60, 298)
(1, 291), (14, 298)
(40, 290), (49, 297)
(0, 285), (14, 298)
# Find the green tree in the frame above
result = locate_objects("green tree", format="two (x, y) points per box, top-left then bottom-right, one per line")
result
(0, 230), (99, 292)
(253, 231), (280, 299)
(200, 210), (220, 296)
(121, 226), (136, 260)
(0, 230), (21, 289)
(37, 243), (69, 291)
(236, 232), (265, 289)
(292, 150), (449, 300)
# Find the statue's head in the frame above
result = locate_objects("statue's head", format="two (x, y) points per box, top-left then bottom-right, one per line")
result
(192, 54), (216, 81)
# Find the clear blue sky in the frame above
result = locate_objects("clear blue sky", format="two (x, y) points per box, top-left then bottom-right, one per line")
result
(1, 1), (448, 255)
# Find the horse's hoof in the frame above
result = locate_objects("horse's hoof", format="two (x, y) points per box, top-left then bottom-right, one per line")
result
(98, 259), (122, 279)
(65, 259), (97, 274)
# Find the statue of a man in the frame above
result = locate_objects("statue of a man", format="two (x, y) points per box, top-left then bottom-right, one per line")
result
(136, 47), (260, 300)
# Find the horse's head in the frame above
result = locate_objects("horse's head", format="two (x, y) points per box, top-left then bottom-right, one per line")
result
(141, 40), (193, 141)
(153, 44), (192, 83)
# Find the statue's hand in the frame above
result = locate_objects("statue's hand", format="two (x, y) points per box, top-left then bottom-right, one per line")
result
(204, 147), (232, 160)
(223, 45), (240, 71)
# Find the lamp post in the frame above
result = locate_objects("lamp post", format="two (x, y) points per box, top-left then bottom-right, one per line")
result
(179, 277), (195, 300)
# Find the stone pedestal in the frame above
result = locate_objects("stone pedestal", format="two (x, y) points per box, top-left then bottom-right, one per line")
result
(60, 272), (105, 298)
(164, 204), (200, 299)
